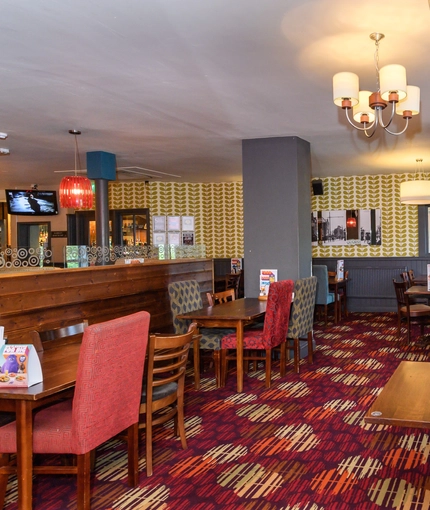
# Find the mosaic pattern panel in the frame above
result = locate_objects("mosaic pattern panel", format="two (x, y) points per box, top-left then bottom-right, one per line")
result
(312, 173), (418, 258)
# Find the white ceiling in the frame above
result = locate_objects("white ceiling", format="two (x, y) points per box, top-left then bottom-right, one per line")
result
(0, 0), (429, 188)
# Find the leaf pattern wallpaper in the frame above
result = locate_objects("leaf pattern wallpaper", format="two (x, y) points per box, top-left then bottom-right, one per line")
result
(107, 173), (417, 260)
(311, 173), (418, 257)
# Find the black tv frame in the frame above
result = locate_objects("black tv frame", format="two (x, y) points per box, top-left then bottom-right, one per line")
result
(5, 189), (59, 216)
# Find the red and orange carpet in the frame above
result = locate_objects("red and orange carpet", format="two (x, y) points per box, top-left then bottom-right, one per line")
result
(4, 313), (430, 509)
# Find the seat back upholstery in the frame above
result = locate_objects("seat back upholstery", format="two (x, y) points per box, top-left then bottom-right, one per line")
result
(72, 311), (150, 454)
(312, 265), (331, 305)
(261, 279), (294, 348)
(287, 276), (317, 339)
(168, 280), (203, 334)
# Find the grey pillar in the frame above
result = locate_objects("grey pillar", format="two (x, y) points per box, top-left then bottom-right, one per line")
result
(242, 136), (312, 297)
(94, 178), (110, 265)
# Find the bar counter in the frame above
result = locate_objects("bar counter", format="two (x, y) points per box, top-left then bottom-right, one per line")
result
(0, 258), (213, 342)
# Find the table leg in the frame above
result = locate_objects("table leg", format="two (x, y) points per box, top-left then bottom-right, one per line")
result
(236, 320), (244, 393)
(16, 400), (33, 510)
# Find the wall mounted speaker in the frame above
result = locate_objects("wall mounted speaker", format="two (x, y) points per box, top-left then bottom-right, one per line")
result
(312, 179), (324, 196)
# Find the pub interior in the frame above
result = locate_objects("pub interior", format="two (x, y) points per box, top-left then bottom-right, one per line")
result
(0, 1), (430, 509)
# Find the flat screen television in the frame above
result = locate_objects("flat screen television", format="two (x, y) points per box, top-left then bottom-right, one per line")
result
(5, 189), (59, 216)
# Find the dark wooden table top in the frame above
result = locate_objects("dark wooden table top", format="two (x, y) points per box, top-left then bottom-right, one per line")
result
(177, 297), (266, 321)
(405, 285), (430, 295)
(364, 361), (430, 428)
(0, 342), (81, 402)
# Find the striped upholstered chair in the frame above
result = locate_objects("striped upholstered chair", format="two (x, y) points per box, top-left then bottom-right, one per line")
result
(285, 276), (317, 374)
(168, 280), (233, 388)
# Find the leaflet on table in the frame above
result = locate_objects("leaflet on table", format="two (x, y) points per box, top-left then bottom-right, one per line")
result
(259, 269), (278, 297)
(427, 264), (430, 291)
(0, 344), (43, 387)
(336, 259), (345, 280)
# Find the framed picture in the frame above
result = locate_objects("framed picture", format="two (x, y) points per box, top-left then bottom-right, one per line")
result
(168, 232), (181, 246)
(153, 232), (166, 246)
(182, 216), (194, 231)
(167, 216), (181, 231)
(182, 231), (194, 246)
(153, 215), (166, 232)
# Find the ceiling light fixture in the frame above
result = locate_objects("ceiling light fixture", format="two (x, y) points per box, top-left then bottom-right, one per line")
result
(333, 33), (420, 138)
(59, 130), (93, 209)
(346, 210), (357, 228)
(400, 159), (430, 205)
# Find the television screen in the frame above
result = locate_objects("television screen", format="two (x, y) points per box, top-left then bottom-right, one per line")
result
(5, 190), (59, 216)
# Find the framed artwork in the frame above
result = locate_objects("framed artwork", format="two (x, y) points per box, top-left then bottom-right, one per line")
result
(153, 215), (166, 232)
(153, 232), (166, 246)
(167, 216), (181, 231)
(182, 231), (194, 246)
(168, 232), (181, 246)
(182, 216), (194, 231)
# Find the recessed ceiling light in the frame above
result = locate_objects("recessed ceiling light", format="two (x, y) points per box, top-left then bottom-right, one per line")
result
(0, 133), (8, 140)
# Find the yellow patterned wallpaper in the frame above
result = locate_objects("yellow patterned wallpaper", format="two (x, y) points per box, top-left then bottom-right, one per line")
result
(311, 173), (419, 258)
(108, 181), (244, 259)
(106, 173), (417, 260)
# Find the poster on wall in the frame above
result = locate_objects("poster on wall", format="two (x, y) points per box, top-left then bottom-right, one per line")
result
(168, 232), (181, 246)
(153, 216), (166, 232)
(182, 216), (194, 231)
(153, 232), (166, 246)
(182, 231), (194, 245)
(167, 216), (181, 231)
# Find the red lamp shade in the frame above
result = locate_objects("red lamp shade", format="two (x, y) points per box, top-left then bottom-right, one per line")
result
(59, 176), (93, 209)
(346, 217), (357, 228)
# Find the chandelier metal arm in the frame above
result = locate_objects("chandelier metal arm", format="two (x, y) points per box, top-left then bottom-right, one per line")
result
(384, 117), (410, 136)
(375, 102), (395, 129)
(344, 108), (376, 138)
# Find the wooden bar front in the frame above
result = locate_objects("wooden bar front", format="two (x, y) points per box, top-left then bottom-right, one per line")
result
(0, 259), (213, 342)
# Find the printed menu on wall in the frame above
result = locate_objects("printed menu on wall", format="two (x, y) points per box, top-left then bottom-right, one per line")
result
(0, 344), (43, 387)
(336, 259), (345, 280)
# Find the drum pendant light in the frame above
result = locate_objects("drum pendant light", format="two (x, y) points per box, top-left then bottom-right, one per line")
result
(59, 130), (93, 209)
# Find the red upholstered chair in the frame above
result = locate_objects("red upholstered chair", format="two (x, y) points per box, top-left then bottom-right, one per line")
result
(221, 279), (294, 388)
(0, 311), (150, 510)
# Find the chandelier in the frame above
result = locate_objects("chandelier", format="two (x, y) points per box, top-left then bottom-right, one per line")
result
(400, 159), (430, 205)
(59, 130), (93, 209)
(333, 33), (420, 138)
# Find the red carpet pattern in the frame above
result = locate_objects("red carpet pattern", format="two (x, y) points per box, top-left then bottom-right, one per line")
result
(4, 313), (430, 509)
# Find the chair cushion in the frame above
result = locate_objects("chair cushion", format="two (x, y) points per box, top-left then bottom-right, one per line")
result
(222, 329), (266, 350)
(141, 381), (178, 401)
(200, 328), (235, 350)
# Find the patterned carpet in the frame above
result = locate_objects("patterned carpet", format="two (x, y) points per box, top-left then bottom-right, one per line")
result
(4, 312), (430, 509)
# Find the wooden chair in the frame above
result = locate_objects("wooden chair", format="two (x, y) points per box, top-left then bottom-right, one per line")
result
(206, 288), (235, 307)
(392, 279), (430, 342)
(225, 273), (241, 299)
(139, 323), (198, 476)
(221, 280), (294, 388)
(408, 269), (416, 286)
(0, 311), (150, 510)
(30, 320), (89, 352)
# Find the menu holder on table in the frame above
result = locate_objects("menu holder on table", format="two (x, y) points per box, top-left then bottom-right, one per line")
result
(336, 259), (345, 281)
(427, 264), (430, 291)
(0, 344), (42, 387)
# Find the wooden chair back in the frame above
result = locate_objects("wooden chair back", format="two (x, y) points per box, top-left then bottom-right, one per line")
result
(225, 273), (241, 299)
(30, 320), (89, 352)
(139, 322), (198, 476)
(393, 279), (408, 308)
(408, 269), (416, 285)
(206, 288), (235, 307)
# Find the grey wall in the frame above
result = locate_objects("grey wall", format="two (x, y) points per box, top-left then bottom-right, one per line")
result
(242, 136), (312, 297)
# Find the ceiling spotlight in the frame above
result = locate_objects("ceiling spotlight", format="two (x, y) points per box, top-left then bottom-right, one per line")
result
(333, 33), (420, 138)
(0, 148), (10, 155)
(0, 133), (8, 140)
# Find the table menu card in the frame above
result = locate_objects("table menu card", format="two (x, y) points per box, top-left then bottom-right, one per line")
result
(336, 259), (345, 281)
(427, 264), (430, 291)
(0, 344), (43, 387)
(259, 269), (278, 298)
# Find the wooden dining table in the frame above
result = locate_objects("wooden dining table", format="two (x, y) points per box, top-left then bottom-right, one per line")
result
(364, 361), (430, 428)
(177, 297), (267, 392)
(0, 342), (81, 510)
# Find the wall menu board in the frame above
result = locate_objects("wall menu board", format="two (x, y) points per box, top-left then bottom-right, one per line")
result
(152, 215), (195, 246)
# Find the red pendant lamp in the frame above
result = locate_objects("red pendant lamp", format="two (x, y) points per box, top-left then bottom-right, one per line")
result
(59, 130), (93, 209)
(346, 210), (357, 228)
